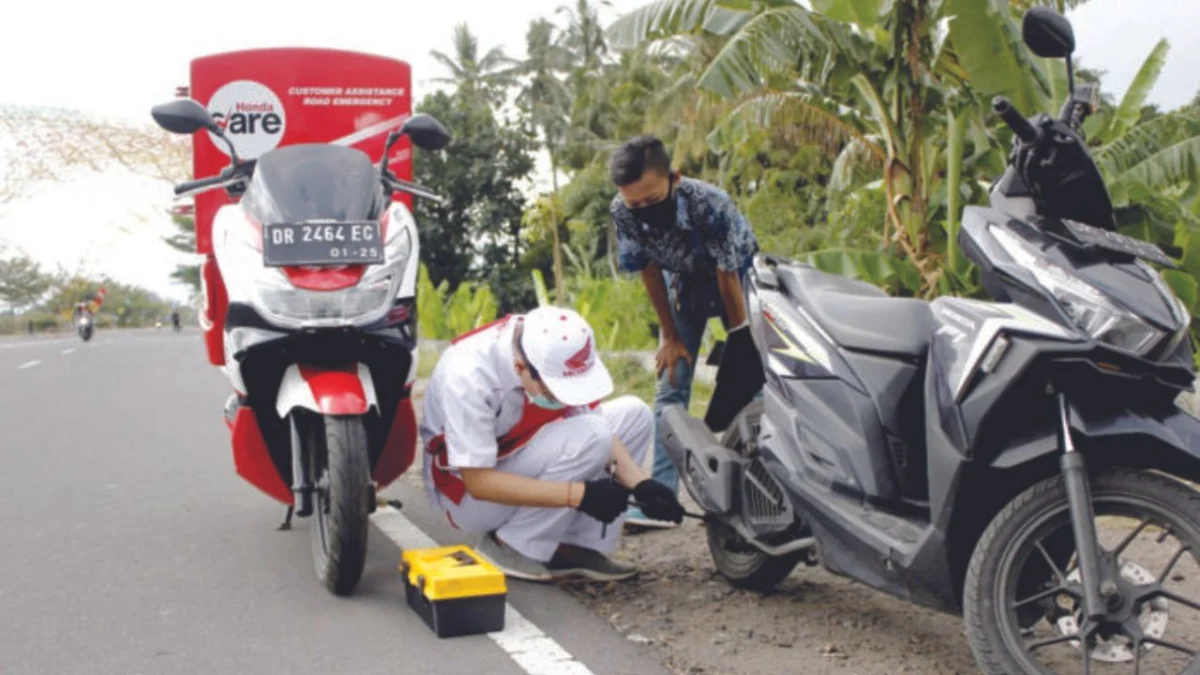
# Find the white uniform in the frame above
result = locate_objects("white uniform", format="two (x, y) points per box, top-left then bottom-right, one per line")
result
(421, 316), (653, 562)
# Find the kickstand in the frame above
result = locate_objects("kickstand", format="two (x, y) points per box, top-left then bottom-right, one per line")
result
(277, 506), (294, 531)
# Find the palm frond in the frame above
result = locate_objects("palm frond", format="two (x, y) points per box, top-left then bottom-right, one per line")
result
(1113, 134), (1200, 195)
(830, 136), (885, 194)
(708, 89), (885, 161)
(1101, 38), (1170, 144)
(606, 0), (751, 49)
(1095, 112), (1198, 179)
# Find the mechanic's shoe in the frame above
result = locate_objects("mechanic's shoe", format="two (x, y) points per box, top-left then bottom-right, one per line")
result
(623, 507), (678, 531)
(475, 533), (553, 582)
(547, 545), (639, 582)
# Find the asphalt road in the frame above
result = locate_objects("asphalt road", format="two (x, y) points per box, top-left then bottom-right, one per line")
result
(0, 329), (667, 675)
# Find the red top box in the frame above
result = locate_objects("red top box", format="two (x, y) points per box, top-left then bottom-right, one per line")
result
(188, 48), (414, 254)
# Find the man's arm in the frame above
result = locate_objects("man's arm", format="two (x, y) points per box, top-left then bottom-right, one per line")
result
(640, 263), (679, 342)
(716, 269), (748, 327)
(460, 469), (582, 508)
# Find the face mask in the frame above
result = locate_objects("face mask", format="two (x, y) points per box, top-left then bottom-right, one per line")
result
(631, 182), (677, 229)
(526, 390), (566, 411)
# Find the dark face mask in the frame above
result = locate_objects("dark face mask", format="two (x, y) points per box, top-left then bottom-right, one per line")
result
(630, 181), (677, 230)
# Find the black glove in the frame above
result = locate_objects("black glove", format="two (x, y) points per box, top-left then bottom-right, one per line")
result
(633, 479), (685, 524)
(577, 479), (632, 525)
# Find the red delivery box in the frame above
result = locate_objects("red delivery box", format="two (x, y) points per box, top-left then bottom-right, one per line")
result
(184, 48), (413, 365)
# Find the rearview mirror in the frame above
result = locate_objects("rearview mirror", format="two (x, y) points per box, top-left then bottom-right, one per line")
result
(400, 114), (451, 151)
(151, 99), (216, 135)
(1022, 7), (1075, 58)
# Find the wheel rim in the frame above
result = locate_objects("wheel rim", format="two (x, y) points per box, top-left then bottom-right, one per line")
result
(994, 491), (1200, 674)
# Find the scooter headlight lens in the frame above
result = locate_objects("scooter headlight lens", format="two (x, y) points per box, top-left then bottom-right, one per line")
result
(991, 226), (1163, 356)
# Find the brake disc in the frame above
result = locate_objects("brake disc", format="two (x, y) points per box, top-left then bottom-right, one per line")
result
(1054, 560), (1170, 663)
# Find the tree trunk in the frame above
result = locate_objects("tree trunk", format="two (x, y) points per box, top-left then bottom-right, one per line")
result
(549, 151), (566, 305)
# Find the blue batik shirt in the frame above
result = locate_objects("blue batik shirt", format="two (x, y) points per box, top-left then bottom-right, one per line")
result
(611, 177), (759, 280)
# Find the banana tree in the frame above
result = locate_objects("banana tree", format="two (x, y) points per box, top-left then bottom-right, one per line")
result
(608, 0), (1087, 296)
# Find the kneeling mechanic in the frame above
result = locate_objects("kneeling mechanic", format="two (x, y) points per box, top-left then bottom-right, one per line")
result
(420, 306), (685, 582)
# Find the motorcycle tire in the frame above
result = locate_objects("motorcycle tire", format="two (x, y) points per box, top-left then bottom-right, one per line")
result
(964, 468), (1200, 675)
(309, 415), (371, 596)
(706, 400), (803, 592)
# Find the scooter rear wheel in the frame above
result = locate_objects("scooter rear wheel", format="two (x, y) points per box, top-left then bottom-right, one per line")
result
(309, 415), (371, 596)
(706, 400), (803, 592)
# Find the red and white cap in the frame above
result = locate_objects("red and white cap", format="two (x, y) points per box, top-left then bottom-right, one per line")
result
(520, 306), (613, 406)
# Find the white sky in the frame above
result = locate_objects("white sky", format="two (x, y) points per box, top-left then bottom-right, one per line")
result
(1, 0), (1197, 300)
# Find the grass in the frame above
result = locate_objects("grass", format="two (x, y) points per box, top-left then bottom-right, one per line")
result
(414, 348), (713, 417)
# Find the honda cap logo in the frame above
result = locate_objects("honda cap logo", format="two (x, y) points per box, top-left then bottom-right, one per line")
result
(207, 80), (286, 158)
(563, 336), (595, 377)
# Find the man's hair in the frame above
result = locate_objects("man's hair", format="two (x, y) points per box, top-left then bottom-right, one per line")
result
(609, 135), (672, 186)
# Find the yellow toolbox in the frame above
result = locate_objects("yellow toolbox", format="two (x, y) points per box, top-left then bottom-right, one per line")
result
(400, 545), (507, 638)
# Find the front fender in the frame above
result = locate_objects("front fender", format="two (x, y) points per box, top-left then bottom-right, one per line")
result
(276, 363), (378, 417)
(992, 400), (1200, 483)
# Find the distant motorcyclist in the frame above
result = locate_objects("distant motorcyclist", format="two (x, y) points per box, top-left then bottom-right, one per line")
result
(171, 309), (181, 331)
(72, 302), (93, 322)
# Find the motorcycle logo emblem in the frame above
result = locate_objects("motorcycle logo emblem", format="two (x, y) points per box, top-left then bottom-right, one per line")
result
(206, 80), (286, 159)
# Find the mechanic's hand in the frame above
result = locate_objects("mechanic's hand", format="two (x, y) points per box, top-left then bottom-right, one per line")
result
(633, 479), (685, 524)
(577, 479), (632, 525)
(656, 338), (693, 387)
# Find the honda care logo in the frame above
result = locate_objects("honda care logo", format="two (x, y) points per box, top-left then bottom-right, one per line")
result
(206, 80), (286, 158)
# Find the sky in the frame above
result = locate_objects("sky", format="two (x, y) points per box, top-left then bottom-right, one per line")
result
(1, 0), (1198, 300)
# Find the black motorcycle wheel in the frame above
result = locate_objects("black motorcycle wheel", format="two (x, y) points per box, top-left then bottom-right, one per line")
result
(706, 400), (804, 592)
(309, 415), (371, 596)
(965, 468), (1200, 675)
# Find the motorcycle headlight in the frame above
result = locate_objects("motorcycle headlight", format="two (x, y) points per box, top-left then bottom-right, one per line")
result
(991, 226), (1163, 355)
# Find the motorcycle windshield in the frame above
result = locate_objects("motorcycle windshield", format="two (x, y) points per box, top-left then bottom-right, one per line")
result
(241, 144), (384, 225)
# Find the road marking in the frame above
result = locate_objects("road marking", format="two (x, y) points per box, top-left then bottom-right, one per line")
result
(17, 360), (41, 369)
(371, 506), (594, 675)
(61, 348), (76, 355)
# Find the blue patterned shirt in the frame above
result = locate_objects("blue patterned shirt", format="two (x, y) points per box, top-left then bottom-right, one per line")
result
(611, 177), (759, 279)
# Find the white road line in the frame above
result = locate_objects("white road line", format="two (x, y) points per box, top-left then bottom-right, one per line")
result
(61, 348), (76, 355)
(370, 507), (595, 675)
(17, 360), (41, 369)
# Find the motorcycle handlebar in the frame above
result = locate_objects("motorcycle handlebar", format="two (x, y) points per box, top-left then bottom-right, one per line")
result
(992, 96), (1040, 145)
(173, 174), (226, 196)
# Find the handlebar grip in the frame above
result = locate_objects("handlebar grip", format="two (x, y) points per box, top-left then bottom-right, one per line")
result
(992, 96), (1040, 145)
(174, 175), (224, 196)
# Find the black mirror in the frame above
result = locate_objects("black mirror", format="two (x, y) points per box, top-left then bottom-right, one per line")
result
(151, 98), (217, 135)
(400, 114), (451, 151)
(1022, 7), (1075, 58)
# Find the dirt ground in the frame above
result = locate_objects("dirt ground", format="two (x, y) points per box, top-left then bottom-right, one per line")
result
(408, 377), (1200, 675)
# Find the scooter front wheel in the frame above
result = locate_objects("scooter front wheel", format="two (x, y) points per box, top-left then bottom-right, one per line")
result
(965, 468), (1200, 674)
(308, 415), (372, 596)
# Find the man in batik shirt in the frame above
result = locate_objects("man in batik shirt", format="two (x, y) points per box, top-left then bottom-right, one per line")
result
(609, 135), (760, 529)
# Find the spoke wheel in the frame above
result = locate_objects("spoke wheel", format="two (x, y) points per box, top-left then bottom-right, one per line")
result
(965, 468), (1200, 675)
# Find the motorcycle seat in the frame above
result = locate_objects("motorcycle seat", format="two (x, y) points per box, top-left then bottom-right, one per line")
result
(775, 265), (933, 358)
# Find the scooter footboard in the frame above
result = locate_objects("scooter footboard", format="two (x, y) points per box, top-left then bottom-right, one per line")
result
(660, 405), (742, 514)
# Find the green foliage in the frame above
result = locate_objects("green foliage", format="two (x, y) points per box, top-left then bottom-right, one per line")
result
(415, 262), (499, 340)
(163, 213), (201, 292)
(411, 85), (537, 304)
(0, 249), (52, 310)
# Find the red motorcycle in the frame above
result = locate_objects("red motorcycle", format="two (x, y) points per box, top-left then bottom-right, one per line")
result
(151, 97), (449, 595)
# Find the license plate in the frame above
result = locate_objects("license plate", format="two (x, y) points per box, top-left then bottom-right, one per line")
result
(1063, 219), (1175, 268)
(262, 221), (385, 266)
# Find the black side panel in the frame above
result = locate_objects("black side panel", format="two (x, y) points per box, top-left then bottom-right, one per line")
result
(764, 377), (899, 502)
(844, 352), (928, 500)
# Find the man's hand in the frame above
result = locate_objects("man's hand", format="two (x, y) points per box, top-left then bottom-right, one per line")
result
(633, 480), (685, 524)
(656, 339), (693, 386)
(577, 479), (632, 524)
